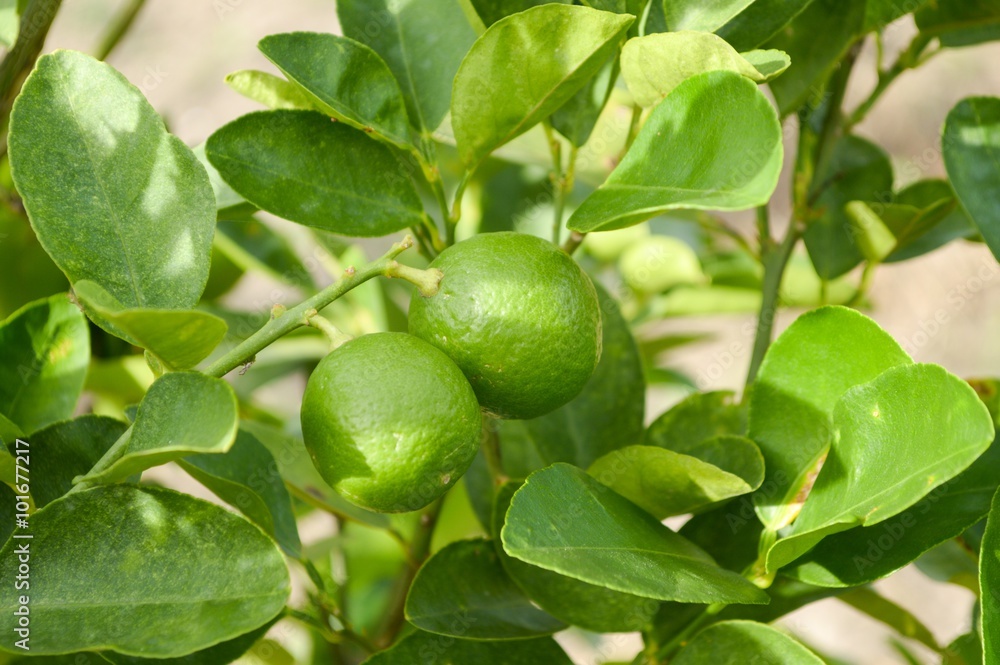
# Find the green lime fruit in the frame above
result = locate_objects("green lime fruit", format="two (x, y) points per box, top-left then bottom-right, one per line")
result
(408, 232), (602, 420)
(301, 332), (481, 513)
(618, 235), (705, 294)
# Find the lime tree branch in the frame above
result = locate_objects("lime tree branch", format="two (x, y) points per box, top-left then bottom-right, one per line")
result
(845, 32), (936, 131)
(204, 235), (440, 378)
(93, 0), (148, 61)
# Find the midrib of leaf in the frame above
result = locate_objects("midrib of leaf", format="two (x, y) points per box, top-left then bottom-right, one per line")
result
(511, 544), (713, 563)
(59, 64), (145, 307)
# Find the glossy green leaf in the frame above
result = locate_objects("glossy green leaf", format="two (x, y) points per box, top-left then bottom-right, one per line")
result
(73, 280), (226, 370)
(405, 538), (566, 639)
(716, 0), (814, 51)
(259, 32), (415, 150)
(645, 390), (746, 451)
(78, 372), (238, 485)
(179, 429), (301, 558)
(944, 97), (1000, 263)
(206, 110), (425, 237)
(620, 32), (785, 107)
(803, 135), (894, 279)
(661, 0), (756, 32)
(363, 631), (573, 665)
(0, 485), (289, 656)
(983, 486), (1000, 663)
(0, 295), (89, 434)
(750, 306), (912, 531)
(338, 0), (476, 134)
(884, 179), (976, 263)
(916, 0), (1000, 47)
(673, 620), (823, 664)
(589, 437), (764, 518)
(100, 618), (280, 665)
(8, 50), (216, 309)
(502, 463), (769, 604)
(451, 4), (633, 167)
(23, 415), (128, 508)
(224, 69), (315, 111)
(837, 587), (938, 651)
(569, 71), (782, 232)
(191, 143), (251, 214)
(767, 363), (994, 572)
(490, 482), (657, 632)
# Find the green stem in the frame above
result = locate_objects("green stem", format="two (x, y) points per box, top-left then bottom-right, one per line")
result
(449, 170), (473, 236)
(93, 0), (147, 61)
(845, 33), (934, 131)
(847, 261), (876, 307)
(562, 231), (586, 256)
(481, 416), (508, 487)
(384, 261), (443, 297)
(306, 313), (353, 349)
(655, 603), (727, 661)
(204, 236), (415, 378)
(542, 122), (565, 244)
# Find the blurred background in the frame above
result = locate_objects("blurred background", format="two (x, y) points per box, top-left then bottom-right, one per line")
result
(30, 1), (1000, 663)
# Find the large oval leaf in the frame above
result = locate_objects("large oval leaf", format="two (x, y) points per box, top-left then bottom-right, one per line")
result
(983, 487), (1000, 664)
(673, 620), (823, 664)
(568, 71), (782, 233)
(0, 485), (289, 657)
(363, 631), (573, 665)
(405, 538), (566, 639)
(206, 110), (426, 237)
(8, 51), (216, 309)
(0, 295), (89, 434)
(451, 4), (633, 167)
(502, 464), (768, 604)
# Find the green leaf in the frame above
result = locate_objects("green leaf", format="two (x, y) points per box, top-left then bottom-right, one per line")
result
(100, 618), (280, 665)
(78, 372), (238, 485)
(0, 483), (15, 545)
(490, 482), (657, 633)
(945, 630), (985, 665)
(673, 620), (823, 664)
(21, 415), (128, 508)
(363, 631), (573, 665)
(837, 587), (939, 652)
(568, 71), (782, 232)
(767, 363), (994, 572)
(338, 0), (477, 135)
(179, 429), (301, 558)
(803, 135), (894, 279)
(405, 538), (566, 639)
(0, 207), (69, 319)
(645, 390), (746, 451)
(259, 32), (415, 151)
(451, 4), (633, 167)
(916, 0), (1000, 48)
(620, 32), (784, 107)
(661, 0), (756, 32)
(8, 50), (216, 309)
(590, 437), (764, 518)
(502, 463), (769, 604)
(224, 69), (316, 111)
(550, 51), (620, 147)
(715, 0), (814, 51)
(469, 0), (571, 27)
(740, 49), (792, 79)
(206, 110), (426, 237)
(215, 219), (315, 291)
(749, 306), (912, 531)
(0, 485), (289, 657)
(0, 295), (89, 434)
(983, 486), (1000, 663)
(884, 179), (976, 263)
(73, 280), (226, 370)
(944, 96), (1000, 264)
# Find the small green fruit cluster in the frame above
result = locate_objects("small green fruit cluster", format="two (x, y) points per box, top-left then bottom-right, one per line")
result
(301, 232), (602, 513)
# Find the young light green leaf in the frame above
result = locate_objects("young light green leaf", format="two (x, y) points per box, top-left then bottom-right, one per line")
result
(944, 97), (1000, 264)
(750, 306), (912, 531)
(8, 50), (216, 309)
(363, 632), (573, 665)
(983, 486), (1000, 663)
(0, 295), (89, 434)
(645, 390), (746, 452)
(338, 0), (477, 135)
(715, 0), (814, 51)
(206, 110), (426, 237)
(848, 197), (957, 263)
(23, 415), (128, 508)
(73, 280), (227, 370)
(259, 32), (415, 151)
(78, 372), (238, 485)
(589, 437), (764, 518)
(916, 0), (1000, 48)
(502, 463), (769, 604)
(768, 363), (994, 572)
(661, 0), (756, 32)
(673, 620), (824, 664)
(740, 49), (792, 79)
(0, 485), (289, 657)
(405, 538), (566, 639)
(451, 4), (633, 167)
(179, 429), (301, 558)
(224, 69), (316, 111)
(569, 71), (782, 232)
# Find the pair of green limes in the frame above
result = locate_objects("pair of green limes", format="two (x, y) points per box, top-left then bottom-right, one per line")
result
(301, 232), (602, 513)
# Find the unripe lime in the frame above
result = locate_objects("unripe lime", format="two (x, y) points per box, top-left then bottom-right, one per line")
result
(408, 232), (602, 420)
(300, 333), (481, 513)
(618, 235), (704, 294)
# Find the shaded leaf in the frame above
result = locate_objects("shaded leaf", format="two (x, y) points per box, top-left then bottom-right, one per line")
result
(100, 618), (280, 665)
(884, 179), (976, 263)
(661, 0), (756, 32)
(0, 208), (68, 319)
(983, 486), (1000, 663)
(550, 50), (620, 147)
(469, 0), (570, 27)
(716, 0), (815, 51)
(363, 631), (573, 665)
(916, 0), (1000, 47)
(645, 390), (746, 452)
(673, 620), (823, 664)
(224, 69), (316, 111)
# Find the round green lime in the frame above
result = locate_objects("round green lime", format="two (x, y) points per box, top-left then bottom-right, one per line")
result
(300, 332), (481, 513)
(408, 232), (602, 420)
